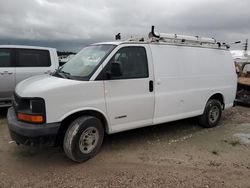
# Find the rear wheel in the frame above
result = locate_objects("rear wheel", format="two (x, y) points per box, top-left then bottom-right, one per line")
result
(63, 116), (104, 162)
(198, 99), (222, 128)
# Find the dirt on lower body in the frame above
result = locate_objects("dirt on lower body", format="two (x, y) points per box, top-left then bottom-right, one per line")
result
(0, 106), (250, 187)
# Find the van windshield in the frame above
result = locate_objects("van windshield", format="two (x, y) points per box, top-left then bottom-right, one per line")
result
(56, 44), (115, 80)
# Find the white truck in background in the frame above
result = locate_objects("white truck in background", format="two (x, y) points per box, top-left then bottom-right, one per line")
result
(0, 45), (59, 107)
(7, 26), (237, 162)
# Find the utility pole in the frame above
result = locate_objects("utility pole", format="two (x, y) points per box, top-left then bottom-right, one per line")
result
(243, 39), (248, 57)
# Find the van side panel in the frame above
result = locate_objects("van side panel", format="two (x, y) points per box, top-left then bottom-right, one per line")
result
(150, 44), (236, 124)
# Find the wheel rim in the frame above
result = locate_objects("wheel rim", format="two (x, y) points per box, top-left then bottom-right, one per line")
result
(209, 106), (220, 123)
(79, 127), (99, 154)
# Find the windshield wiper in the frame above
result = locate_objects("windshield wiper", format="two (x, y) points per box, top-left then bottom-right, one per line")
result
(60, 70), (71, 77)
(54, 69), (71, 79)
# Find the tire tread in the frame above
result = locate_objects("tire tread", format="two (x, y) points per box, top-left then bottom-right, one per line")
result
(63, 116), (103, 162)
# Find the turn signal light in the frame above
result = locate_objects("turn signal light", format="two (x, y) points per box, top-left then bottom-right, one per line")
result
(18, 113), (44, 123)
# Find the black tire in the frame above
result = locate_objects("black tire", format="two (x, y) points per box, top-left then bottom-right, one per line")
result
(63, 116), (104, 162)
(198, 99), (222, 128)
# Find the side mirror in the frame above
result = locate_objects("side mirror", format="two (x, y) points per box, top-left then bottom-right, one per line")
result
(108, 62), (122, 78)
(59, 60), (66, 67)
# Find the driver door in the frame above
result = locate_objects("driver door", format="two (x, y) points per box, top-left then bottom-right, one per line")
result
(97, 45), (155, 133)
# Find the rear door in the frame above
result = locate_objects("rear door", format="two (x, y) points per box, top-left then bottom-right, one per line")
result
(15, 49), (53, 85)
(0, 48), (15, 101)
(97, 45), (155, 133)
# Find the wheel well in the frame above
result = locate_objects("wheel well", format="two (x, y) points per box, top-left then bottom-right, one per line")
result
(55, 110), (108, 145)
(208, 93), (224, 109)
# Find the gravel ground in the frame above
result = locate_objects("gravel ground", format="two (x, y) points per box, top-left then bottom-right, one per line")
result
(0, 106), (250, 187)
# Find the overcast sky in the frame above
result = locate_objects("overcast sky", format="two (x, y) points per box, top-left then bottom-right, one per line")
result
(0, 0), (249, 52)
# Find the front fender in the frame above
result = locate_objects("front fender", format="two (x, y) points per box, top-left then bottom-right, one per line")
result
(59, 107), (111, 133)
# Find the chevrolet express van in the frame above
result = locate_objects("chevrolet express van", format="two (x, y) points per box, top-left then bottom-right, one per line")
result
(7, 27), (237, 162)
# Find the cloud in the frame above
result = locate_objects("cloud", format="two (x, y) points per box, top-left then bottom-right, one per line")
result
(0, 0), (249, 51)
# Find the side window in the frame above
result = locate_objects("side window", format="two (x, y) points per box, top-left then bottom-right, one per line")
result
(0, 49), (12, 67)
(17, 49), (51, 67)
(106, 46), (148, 79)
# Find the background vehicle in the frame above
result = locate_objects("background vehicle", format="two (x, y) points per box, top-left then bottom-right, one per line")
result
(59, 54), (75, 66)
(0, 45), (59, 107)
(235, 62), (250, 105)
(7, 27), (237, 162)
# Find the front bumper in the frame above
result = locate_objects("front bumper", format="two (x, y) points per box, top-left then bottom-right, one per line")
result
(7, 107), (61, 146)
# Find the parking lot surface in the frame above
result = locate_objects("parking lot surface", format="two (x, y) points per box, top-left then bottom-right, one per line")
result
(0, 106), (250, 187)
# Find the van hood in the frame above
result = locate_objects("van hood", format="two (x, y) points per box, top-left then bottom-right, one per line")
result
(16, 75), (85, 97)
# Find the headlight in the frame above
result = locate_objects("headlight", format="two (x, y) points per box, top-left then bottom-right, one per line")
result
(30, 99), (45, 114)
(15, 97), (46, 124)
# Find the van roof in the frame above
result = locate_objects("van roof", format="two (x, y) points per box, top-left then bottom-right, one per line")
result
(0, 45), (56, 51)
(93, 39), (229, 50)
(93, 41), (124, 46)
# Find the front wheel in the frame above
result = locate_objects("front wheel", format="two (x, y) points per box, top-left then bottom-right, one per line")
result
(63, 116), (104, 162)
(198, 99), (222, 128)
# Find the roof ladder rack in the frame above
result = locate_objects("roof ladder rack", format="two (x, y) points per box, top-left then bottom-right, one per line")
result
(148, 26), (229, 49)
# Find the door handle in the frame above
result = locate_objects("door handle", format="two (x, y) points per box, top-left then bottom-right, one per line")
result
(149, 80), (153, 92)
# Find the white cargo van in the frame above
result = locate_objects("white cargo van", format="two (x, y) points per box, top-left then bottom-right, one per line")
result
(0, 45), (59, 107)
(7, 27), (237, 162)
